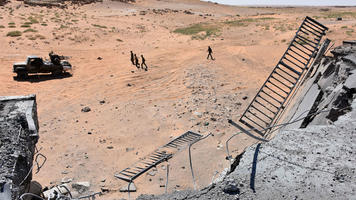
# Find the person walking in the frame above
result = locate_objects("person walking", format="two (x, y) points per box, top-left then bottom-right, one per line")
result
(141, 55), (148, 71)
(130, 51), (135, 65)
(134, 54), (140, 69)
(207, 46), (214, 60)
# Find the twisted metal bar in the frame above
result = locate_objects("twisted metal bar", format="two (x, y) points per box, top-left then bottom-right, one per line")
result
(188, 133), (212, 190)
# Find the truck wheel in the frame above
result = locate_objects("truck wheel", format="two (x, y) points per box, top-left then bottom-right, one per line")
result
(52, 70), (62, 76)
(17, 71), (28, 79)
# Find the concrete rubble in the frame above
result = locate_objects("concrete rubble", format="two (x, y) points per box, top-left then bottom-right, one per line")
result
(0, 95), (39, 200)
(137, 42), (356, 199)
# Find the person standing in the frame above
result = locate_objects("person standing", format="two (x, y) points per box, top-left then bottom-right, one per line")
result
(134, 54), (140, 69)
(141, 55), (148, 71)
(130, 51), (135, 65)
(207, 46), (214, 60)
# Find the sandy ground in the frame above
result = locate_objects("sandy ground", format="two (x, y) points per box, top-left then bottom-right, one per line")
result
(0, 0), (355, 199)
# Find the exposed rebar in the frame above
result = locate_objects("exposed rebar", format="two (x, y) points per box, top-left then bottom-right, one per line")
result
(188, 133), (212, 190)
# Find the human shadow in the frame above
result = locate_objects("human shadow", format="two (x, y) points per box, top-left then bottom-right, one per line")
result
(13, 73), (72, 83)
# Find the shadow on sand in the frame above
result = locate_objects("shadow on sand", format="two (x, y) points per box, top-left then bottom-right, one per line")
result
(13, 73), (72, 83)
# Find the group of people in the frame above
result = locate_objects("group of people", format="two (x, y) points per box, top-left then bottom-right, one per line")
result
(129, 46), (214, 72)
(130, 51), (148, 71)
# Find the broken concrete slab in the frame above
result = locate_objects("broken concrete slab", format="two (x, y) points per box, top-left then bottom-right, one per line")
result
(120, 182), (137, 192)
(0, 94), (39, 200)
(43, 183), (70, 199)
(342, 54), (356, 67)
(285, 84), (321, 129)
(318, 71), (335, 92)
(344, 73), (356, 90)
(320, 61), (335, 78)
(343, 40), (356, 46)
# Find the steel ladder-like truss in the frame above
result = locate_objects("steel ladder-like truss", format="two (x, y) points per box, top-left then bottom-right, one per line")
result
(238, 16), (328, 136)
(115, 131), (202, 182)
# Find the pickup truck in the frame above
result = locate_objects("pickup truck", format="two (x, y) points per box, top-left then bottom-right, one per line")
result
(13, 52), (72, 78)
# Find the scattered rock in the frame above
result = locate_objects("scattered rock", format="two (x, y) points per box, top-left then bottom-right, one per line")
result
(99, 100), (106, 104)
(61, 178), (72, 184)
(97, 57), (103, 60)
(126, 147), (134, 152)
(184, 10), (194, 15)
(72, 182), (90, 194)
(101, 186), (109, 192)
(193, 111), (202, 118)
(127, 83), (132, 87)
(242, 96), (248, 100)
(107, 146), (114, 149)
(81, 106), (91, 112)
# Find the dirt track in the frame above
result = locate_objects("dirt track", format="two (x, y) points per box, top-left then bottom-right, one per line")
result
(0, 0), (355, 199)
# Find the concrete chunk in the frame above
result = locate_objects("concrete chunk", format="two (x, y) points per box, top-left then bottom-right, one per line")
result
(342, 54), (356, 67)
(120, 182), (137, 192)
(344, 73), (356, 90)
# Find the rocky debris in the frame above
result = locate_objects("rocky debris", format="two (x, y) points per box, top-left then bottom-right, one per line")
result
(61, 177), (73, 184)
(183, 10), (194, 15)
(152, 8), (178, 15)
(43, 183), (70, 199)
(81, 106), (91, 112)
(72, 181), (90, 194)
(120, 182), (137, 192)
(178, 65), (244, 133)
(0, 95), (39, 200)
(20, 0), (103, 8)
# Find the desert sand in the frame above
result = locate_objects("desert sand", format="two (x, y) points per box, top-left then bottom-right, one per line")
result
(0, 0), (355, 199)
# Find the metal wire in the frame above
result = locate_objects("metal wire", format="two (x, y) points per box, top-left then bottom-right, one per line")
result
(59, 185), (73, 198)
(188, 133), (212, 190)
(19, 152), (47, 186)
(19, 193), (45, 200)
(225, 106), (349, 167)
(165, 163), (170, 194)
